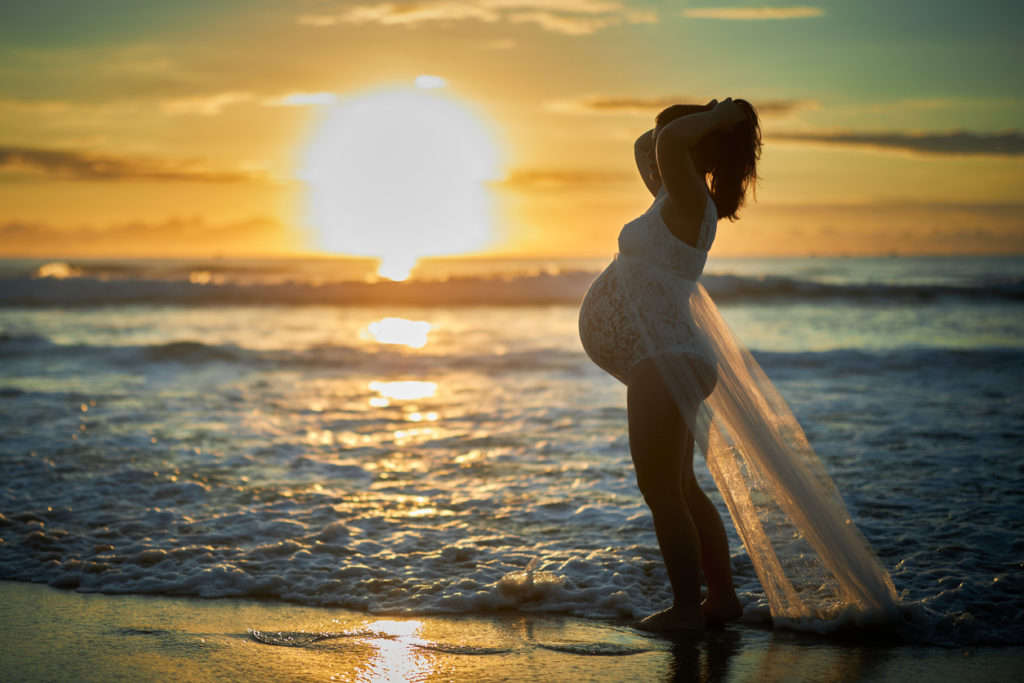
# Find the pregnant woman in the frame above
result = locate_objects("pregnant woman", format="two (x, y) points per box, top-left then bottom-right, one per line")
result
(579, 99), (899, 632)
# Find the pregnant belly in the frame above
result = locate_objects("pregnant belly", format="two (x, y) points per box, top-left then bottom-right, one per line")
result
(578, 263), (644, 383)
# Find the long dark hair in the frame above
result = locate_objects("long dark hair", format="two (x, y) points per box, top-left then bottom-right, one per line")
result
(655, 100), (761, 220)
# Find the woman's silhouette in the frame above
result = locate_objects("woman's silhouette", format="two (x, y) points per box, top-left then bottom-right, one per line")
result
(579, 98), (898, 632)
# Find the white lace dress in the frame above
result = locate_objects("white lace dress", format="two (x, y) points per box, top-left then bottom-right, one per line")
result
(578, 185), (718, 384)
(578, 186), (900, 628)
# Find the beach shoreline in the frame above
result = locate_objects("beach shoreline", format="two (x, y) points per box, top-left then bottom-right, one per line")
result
(1, 580), (1021, 681)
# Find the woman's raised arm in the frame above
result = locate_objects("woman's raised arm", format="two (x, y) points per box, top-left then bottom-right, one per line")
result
(634, 129), (661, 197)
(655, 99), (747, 225)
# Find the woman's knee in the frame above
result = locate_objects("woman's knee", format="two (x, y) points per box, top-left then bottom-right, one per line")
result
(682, 480), (718, 522)
(634, 464), (686, 506)
(637, 480), (686, 513)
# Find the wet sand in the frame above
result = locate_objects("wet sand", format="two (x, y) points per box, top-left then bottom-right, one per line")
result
(0, 581), (1020, 681)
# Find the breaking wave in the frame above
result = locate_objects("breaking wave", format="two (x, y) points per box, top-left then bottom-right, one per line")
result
(2, 270), (1022, 307)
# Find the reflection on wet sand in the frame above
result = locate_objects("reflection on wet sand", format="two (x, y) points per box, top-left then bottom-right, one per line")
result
(353, 620), (430, 682)
(6, 583), (1001, 683)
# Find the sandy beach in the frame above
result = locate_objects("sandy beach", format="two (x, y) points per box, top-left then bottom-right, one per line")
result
(1, 581), (1020, 681)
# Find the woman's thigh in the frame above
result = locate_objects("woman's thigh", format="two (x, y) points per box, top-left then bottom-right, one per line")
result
(626, 355), (703, 498)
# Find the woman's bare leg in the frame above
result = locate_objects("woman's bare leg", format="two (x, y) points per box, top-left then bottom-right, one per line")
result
(681, 458), (743, 622)
(627, 358), (704, 631)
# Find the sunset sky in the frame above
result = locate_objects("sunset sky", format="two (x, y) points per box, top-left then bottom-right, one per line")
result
(1, 0), (1022, 262)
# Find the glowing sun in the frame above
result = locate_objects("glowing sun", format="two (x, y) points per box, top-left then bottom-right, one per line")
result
(302, 77), (501, 280)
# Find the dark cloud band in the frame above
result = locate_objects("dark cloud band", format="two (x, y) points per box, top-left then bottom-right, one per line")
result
(772, 130), (1024, 156)
(0, 146), (264, 182)
(551, 96), (812, 116)
(497, 169), (632, 189)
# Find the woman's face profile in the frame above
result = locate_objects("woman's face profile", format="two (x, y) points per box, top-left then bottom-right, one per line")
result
(648, 125), (663, 181)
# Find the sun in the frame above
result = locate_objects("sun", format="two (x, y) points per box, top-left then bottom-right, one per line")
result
(301, 78), (501, 280)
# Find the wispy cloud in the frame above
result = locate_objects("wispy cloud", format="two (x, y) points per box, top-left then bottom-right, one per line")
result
(548, 95), (814, 116)
(548, 95), (686, 114)
(264, 92), (340, 107)
(498, 168), (632, 188)
(0, 146), (269, 183)
(507, 10), (611, 34)
(0, 98), (72, 114)
(298, 0), (657, 35)
(1, 92), (339, 119)
(0, 216), (295, 257)
(161, 91), (253, 116)
(771, 130), (1024, 156)
(485, 38), (518, 49)
(299, 2), (499, 27)
(683, 6), (824, 20)
(0, 97), (142, 118)
(507, 5), (656, 34)
(491, 0), (627, 10)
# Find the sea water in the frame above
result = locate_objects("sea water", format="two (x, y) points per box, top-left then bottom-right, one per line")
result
(0, 256), (1021, 646)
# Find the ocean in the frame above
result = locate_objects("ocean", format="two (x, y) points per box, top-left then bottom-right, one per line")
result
(1, 255), (1021, 648)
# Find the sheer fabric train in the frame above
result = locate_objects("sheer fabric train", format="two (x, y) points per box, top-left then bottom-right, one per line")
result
(615, 260), (900, 630)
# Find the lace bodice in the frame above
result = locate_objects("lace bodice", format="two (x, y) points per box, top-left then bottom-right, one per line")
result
(617, 185), (717, 281)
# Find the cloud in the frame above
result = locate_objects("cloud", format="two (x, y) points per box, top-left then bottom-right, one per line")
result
(507, 6), (656, 34)
(0, 146), (269, 183)
(498, 168), (632, 188)
(0, 97), (142, 118)
(264, 92), (340, 107)
(0, 98), (72, 114)
(298, 0), (657, 35)
(717, 201), (1024, 256)
(507, 10), (615, 34)
(0, 216), (298, 257)
(299, 2), (499, 27)
(414, 74), (448, 89)
(771, 130), (1024, 156)
(548, 95), (814, 116)
(489, 0), (625, 10)
(683, 6), (824, 20)
(160, 91), (254, 116)
(0, 91), (338, 117)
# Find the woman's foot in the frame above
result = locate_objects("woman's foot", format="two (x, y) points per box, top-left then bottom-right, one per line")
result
(633, 606), (705, 633)
(700, 596), (743, 624)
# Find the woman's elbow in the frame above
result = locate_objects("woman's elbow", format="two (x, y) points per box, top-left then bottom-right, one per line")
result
(655, 130), (691, 161)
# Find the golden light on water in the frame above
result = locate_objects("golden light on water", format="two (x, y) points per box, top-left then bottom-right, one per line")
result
(302, 77), (500, 281)
(35, 262), (81, 279)
(354, 620), (429, 682)
(369, 380), (437, 403)
(366, 317), (431, 348)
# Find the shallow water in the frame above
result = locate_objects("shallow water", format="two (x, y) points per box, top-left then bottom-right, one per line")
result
(1, 256), (1022, 646)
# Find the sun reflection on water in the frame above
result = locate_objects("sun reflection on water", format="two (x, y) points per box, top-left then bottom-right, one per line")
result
(369, 381), (437, 402)
(354, 620), (430, 682)
(366, 317), (431, 349)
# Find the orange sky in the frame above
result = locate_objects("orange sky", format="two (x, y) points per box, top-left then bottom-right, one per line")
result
(1, 1), (1022, 260)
